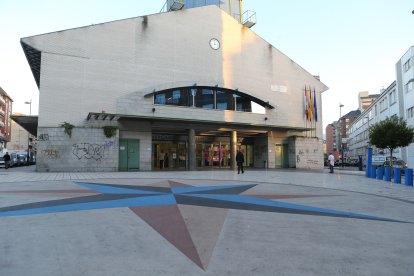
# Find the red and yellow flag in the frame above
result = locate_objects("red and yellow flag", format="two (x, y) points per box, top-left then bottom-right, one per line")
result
(308, 86), (313, 122)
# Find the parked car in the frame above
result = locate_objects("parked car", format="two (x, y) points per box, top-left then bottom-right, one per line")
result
(18, 154), (29, 166)
(348, 159), (359, 167)
(0, 156), (4, 168)
(382, 159), (408, 174)
(334, 160), (349, 166)
(9, 153), (18, 167)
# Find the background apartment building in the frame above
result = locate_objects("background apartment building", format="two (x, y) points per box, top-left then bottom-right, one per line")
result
(398, 46), (414, 166)
(348, 82), (402, 163)
(0, 86), (13, 152)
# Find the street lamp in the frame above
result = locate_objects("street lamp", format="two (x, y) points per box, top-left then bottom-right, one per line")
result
(364, 116), (370, 146)
(24, 100), (32, 115)
(339, 103), (344, 167)
(24, 99), (32, 164)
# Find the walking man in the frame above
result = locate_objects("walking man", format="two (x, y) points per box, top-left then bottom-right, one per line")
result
(328, 152), (334, 173)
(236, 149), (244, 174)
(3, 152), (11, 169)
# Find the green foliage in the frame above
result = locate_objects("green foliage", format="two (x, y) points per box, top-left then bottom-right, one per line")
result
(60, 122), (75, 138)
(369, 115), (414, 161)
(103, 126), (118, 138)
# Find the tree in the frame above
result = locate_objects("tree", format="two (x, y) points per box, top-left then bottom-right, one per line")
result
(369, 115), (414, 166)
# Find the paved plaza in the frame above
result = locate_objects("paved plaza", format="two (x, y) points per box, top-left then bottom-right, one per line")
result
(1, 167), (413, 275)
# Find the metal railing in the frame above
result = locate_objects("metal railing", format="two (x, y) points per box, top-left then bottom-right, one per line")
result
(242, 10), (256, 28)
(160, 0), (185, 13)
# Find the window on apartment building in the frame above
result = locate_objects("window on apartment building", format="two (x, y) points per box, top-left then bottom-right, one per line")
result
(404, 58), (412, 72)
(405, 82), (414, 93)
(407, 106), (414, 119)
(379, 97), (388, 112)
(389, 90), (396, 105)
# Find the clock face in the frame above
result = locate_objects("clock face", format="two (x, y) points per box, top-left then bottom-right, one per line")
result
(209, 38), (220, 50)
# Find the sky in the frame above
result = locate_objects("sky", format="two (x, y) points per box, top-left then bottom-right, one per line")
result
(0, 0), (413, 132)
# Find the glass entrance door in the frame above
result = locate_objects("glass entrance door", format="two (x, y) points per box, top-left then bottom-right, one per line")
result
(239, 145), (253, 167)
(153, 143), (187, 170)
(275, 144), (289, 168)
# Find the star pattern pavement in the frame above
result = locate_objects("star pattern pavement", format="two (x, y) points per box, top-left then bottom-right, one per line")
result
(0, 180), (408, 270)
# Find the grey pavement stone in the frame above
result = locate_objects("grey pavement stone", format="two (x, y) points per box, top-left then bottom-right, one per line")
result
(0, 167), (413, 275)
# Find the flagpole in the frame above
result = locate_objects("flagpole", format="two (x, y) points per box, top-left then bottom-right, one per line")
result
(304, 86), (307, 137)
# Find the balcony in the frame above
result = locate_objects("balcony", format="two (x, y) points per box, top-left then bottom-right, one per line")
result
(0, 96), (5, 106)
(160, 0), (185, 12)
(242, 10), (256, 28)
(0, 121), (4, 128)
(0, 109), (4, 117)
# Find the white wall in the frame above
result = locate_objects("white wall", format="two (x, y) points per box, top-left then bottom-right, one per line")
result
(23, 5), (327, 139)
(399, 46), (414, 166)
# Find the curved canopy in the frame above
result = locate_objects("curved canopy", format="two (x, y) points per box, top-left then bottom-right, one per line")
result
(145, 86), (274, 109)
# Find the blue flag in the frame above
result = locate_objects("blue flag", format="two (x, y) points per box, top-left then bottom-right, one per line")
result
(313, 89), (318, 122)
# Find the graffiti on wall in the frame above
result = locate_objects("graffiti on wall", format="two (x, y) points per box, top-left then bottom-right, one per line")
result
(72, 143), (105, 161)
(104, 140), (116, 149)
(297, 150), (305, 163)
(296, 149), (320, 165)
(38, 134), (50, 141)
(42, 148), (59, 159)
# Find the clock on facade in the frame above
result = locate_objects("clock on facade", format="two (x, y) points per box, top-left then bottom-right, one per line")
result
(209, 38), (220, 50)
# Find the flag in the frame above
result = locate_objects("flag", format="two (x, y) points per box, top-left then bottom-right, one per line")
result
(304, 87), (308, 120)
(313, 88), (318, 122)
(309, 86), (313, 122)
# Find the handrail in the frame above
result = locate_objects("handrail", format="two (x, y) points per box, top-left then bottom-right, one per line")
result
(160, 0), (185, 13)
(242, 10), (256, 27)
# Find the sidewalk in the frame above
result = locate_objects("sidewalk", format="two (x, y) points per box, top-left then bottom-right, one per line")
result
(0, 168), (413, 275)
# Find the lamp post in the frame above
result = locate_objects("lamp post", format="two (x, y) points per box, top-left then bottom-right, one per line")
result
(365, 116), (370, 146)
(24, 100), (32, 164)
(24, 100), (32, 115)
(339, 103), (344, 167)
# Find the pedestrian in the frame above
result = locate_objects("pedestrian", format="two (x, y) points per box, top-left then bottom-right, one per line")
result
(3, 152), (11, 169)
(236, 149), (244, 174)
(159, 150), (165, 169)
(328, 152), (334, 173)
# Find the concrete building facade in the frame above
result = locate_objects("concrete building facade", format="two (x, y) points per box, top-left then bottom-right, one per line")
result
(349, 82), (404, 162)
(349, 45), (414, 165)
(358, 91), (379, 111)
(0, 86), (13, 151)
(325, 123), (335, 157)
(21, 5), (327, 172)
(397, 45), (414, 166)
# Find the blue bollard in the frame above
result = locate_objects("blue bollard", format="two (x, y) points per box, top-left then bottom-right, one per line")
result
(377, 167), (383, 180)
(371, 166), (376, 179)
(366, 148), (372, 177)
(394, 168), (401, 184)
(405, 168), (413, 186)
(385, 167), (392, 182)
(366, 165), (371, 178)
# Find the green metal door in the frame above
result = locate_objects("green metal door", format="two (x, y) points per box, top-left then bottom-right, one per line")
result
(119, 139), (140, 171)
(282, 144), (289, 168)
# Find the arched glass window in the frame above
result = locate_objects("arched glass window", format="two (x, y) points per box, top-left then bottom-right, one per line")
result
(152, 86), (270, 114)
